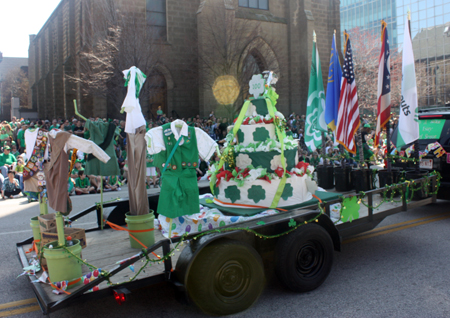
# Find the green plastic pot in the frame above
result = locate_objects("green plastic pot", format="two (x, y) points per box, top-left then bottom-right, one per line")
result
(125, 211), (155, 249)
(43, 240), (82, 289)
(30, 216), (41, 250)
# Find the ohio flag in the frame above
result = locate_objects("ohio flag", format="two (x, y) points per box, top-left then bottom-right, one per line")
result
(375, 20), (391, 147)
(397, 20), (419, 149)
(305, 37), (327, 152)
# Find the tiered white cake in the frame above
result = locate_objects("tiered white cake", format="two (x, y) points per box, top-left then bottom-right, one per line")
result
(210, 96), (315, 208)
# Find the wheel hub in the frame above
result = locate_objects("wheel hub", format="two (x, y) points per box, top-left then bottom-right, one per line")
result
(214, 260), (250, 300)
(296, 241), (323, 277)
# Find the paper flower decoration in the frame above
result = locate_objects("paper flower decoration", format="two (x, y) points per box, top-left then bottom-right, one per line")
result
(270, 155), (286, 171)
(235, 153), (252, 169)
(245, 104), (257, 117)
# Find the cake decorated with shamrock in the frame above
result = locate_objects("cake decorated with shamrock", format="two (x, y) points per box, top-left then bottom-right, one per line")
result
(209, 73), (316, 209)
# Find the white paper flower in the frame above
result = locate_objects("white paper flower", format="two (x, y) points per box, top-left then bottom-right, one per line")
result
(246, 169), (262, 182)
(307, 165), (315, 174)
(265, 114), (272, 122)
(291, 167), (304, 175)
(249, 119), (256, 125)
(245, 104), (257, 117)
(235, 154), (252, 169)
(270, 155), (286, 171)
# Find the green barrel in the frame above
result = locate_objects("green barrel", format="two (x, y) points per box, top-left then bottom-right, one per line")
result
(43, 240), (82, 289)
(30, 216), (41, 250)
(125, 211), (155, 249)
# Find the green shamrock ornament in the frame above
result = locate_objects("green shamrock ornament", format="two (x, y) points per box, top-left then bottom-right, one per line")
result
(256, 221), (266, 225)
(248, 185), (266, 203)
(288, 218), (297, 227)
(237, 129), (245, 144)
(253, 127), (270, 142)
(225, 185), (241, 203)
(281, 183), (294, 201)
(214, 185), (220, 196)
(340, 196), (360, 222)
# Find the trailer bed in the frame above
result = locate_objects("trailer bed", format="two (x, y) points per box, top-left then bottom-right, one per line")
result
(16, 175), (438, 314)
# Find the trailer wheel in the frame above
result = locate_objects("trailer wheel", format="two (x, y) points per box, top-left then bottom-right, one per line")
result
(275, 224), (333, 292)
(186, 240), (265, 315)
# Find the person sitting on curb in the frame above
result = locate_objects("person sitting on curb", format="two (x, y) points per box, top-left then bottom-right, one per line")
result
(1, 170), (22, 199)
(104, 175), (120, 191)
(75, 170), (96, 195)
(0, 146), (17, 178)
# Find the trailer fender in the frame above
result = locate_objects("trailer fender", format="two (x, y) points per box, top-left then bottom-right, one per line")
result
(316, 214), (341, 252)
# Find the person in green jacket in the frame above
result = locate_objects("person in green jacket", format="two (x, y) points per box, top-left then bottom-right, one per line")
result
(17, 124), (27, 152)
(0, 146), (17, 177)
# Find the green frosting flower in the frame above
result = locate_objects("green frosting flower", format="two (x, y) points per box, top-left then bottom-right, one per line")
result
(247, 185), (266, 204)
(225, 185), (241, 203)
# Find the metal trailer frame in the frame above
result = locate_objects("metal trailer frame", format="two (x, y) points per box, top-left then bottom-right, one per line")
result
(16, 175), (437, 314)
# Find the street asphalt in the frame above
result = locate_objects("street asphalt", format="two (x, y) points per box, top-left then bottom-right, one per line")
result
(0, 185), (449, 318)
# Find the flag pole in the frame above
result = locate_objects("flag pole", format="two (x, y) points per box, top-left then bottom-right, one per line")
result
(384, 21), (392, 173)
(314, 30), (327, 166)
(407, 10), (420, 173)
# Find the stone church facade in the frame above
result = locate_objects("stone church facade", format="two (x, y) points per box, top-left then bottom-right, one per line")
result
(28, 0), (340, 120)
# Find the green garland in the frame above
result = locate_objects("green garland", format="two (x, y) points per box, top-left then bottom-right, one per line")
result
(42, 172), (440, 288)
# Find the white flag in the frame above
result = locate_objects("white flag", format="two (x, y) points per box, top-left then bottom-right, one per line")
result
(397, 22), (419, 149)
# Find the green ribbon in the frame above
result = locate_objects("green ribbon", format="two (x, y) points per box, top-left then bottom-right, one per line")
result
(265, 99), (287, 209)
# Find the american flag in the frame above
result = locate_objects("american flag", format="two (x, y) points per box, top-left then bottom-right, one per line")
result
(336, 31), (360, 154)
(375, 21), (391, 147)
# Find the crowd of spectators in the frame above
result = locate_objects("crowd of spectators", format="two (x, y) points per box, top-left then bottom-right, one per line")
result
(0, 111), (391, 200)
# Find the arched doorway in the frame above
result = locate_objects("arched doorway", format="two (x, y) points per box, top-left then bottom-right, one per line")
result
(147, 70), (167, 121)
(242, 49), (266, 99)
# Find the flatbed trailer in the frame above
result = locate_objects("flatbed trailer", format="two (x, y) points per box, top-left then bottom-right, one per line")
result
(16, 175), (438, 316)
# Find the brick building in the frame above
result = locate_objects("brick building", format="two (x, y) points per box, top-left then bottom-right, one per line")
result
(28, 0), (340, 120)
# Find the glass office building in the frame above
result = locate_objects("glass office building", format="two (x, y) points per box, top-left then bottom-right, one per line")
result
(341, 0), (450, 107)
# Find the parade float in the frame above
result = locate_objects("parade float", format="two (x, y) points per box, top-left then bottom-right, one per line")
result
(16, 65), (440, 316)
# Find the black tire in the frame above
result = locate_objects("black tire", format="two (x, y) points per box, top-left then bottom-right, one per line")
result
(186, 240), (265, 316)
(275, 224), (333, 292)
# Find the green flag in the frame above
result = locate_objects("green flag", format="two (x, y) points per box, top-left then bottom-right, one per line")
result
(305, 41), (327, 152)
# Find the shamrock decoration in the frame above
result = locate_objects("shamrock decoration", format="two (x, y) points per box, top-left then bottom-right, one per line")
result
(288, 218), (296, 227)
(256, 221), (266, 225)
(248, 185), (266, 204)
(225, 185), (241, 203)
(253, 127), (270, 142)
(281, 183), (294, 201)
(236, 129), (245, 144)
(214, 185), (220, 196)
(340, 196), (360, 222)
(252, 99), (269, 116)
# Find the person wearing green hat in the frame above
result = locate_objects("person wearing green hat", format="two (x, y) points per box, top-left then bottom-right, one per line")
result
(0, 146), (17, 177)
(70, 159), (84, 179)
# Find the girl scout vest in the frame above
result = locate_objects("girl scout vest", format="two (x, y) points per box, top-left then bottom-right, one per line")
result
(154, 123), (199, 171)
